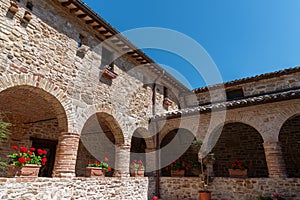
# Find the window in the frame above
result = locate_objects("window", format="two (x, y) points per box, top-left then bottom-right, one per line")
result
(102, 47), (114, 70)
(78, 34), (84, 48)
(226, 88), (244, 100)
(163, 86), (169, 99)
(26, 1), (33, 11)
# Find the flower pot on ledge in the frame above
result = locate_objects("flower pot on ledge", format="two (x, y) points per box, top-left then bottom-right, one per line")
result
(7, 164), (41, 178)
(163, 98), (172, 107)
(9, 1), (19, 14)
(101, 68), (118, 79)
(199, 191), (211, 200)
(130, 169), (145, 177)
(86, 167), (106, 177)
(171, 170), (185, 177)
(228, 169), (247, 178)
(23, 11), (32, 22)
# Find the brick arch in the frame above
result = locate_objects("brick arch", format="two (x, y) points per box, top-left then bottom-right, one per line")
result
(211, 122), (268, 178)
(158, 119), (197, 146)
(160, 128), (198, 176)
(78, 104), (125, 145)
(279, 113), (300, 177)
(200, 112), (263, 158)
(0, 73), (72, 132)
(131, 127), (155, 149)
(275, 100), (300, 138)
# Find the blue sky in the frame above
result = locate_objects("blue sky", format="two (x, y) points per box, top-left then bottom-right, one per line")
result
(82, 0), (300, 89)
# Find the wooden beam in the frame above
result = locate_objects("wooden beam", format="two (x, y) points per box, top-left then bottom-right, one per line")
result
(85, 20), (94, 24)
(61, 1), (71, 7)
(70, 8), (79, 13)
(77, 14), (87, 18)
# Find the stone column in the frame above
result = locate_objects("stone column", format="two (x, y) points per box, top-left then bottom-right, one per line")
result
(52, 132), (80, 178)
(263, 142), (287, 178)
(113, 144), (131, 177)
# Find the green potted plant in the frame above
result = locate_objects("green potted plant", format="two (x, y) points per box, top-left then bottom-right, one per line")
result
(199, 153), (215, 200)
(7, 146), (48, 177)
(130, 159), (145, 177)
(165, 159), (190, 177)
(257, 192), (286, 200)
(0, 115), (11, 176)
(86, 157), (111, 177)
(229, 159), (248, 177)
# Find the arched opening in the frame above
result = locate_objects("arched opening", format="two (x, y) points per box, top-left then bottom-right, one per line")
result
(0, 86), (68, 177)
(75, 112), (124, 177)
(279, 115), (300, 178)
(130, 130), (146, 175)
(160, 129), (199, 177)
(212, 122), (268, 177)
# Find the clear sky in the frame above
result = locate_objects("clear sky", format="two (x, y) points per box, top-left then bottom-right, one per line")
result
(82, 0), (300, 89)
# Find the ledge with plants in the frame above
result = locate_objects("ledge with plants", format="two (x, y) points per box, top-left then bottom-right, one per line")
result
(130, 159), (145, 177)
(229, 159), (248, 178)
(7, 146), (48, 177)
(86, 157), (111, 177)
(165, 159), (190, 177)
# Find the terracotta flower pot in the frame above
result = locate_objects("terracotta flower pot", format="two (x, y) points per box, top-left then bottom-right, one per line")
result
(86, 167), (106, 177)
(130, 169), (145, 177)
(102, 68), (118, 79)
(9, 1), (19, 14)
(228, 169), (247, 178)
(7, 164), (41, 177)
(199, 191), (211, 200)
(23, 11), (32, 22)
(171, 170), (185, 177)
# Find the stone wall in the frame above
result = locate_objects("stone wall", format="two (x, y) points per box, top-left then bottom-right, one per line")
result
(160, 177), (300, 200)
(279, 115), (300, 178)
(0, 177), (148, 200)
(0, 0), (167, 136)
(186, 70), (300, 106)
(212, 122), (268, 178)
(0, 119), (59, 162)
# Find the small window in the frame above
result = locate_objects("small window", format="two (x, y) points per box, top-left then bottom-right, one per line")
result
(102, 47), (114, 70)
(26, 1), (33, 10)
(226, 88), (244, 100)
(163, 87), (169, 98)
(78, 34), (84, 48)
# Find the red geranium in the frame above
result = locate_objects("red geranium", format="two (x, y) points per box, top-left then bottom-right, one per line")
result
(231, 160), (248, 170)
(8, 146), (48, 167)
(104, 157), (109, 162)
(37, 149), (43, 155)
(18, 157), (25, 164)
(130, 160), (145, 170)
(20, 147), (27, 153)
(87, 158), (111, 172)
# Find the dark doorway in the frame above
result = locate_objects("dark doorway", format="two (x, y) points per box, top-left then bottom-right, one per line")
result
(31, 138), (57, 177)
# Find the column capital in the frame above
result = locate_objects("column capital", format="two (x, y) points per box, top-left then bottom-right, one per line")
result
(59, 132), (80, 137)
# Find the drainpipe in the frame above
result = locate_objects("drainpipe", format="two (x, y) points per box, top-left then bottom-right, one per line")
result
(152, 70), (165, 198)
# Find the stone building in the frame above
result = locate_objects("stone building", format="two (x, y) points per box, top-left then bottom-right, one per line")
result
(0, 0), (299, 199)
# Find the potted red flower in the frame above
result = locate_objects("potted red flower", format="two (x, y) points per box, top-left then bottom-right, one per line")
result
(130, 160), (145, 177)
(165, 159), (190, 177)
(7, 146), (47, 177)
(86, 157), (111, 177)
(229, 159), (248, 178)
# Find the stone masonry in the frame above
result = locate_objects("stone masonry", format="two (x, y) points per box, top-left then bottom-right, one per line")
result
(0, 0), (300, 199)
